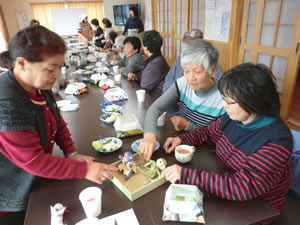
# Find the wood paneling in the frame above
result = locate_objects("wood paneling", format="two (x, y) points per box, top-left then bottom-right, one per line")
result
(152, 0), (244, 72)
(209, 41), (230, 71)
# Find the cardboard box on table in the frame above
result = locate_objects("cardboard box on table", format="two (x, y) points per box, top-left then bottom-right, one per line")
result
(110, 153), (166, 201)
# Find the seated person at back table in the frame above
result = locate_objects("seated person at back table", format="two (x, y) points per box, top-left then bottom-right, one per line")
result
(162, 63), (293, 225)
(0, 25), (117, 225)
(163, 29), (223, 93)
(117, 36), (144, 78)
(139, 39), (225, 162)
(101, 18), (115, 47)
(127, 30), (170, 100)
(102, 31), (118, 51)
(91, 18), (105, 48)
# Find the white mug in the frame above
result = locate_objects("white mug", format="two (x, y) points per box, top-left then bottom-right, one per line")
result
(175, 145), (195, 163)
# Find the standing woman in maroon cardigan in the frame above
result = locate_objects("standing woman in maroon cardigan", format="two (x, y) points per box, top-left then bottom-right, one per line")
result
(0, 25), (117, 225)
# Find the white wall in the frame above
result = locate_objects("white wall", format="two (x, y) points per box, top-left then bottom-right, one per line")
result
(0, 0), (152, 38)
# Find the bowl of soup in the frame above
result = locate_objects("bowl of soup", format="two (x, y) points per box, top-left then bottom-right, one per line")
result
(175, 145), (195, 163)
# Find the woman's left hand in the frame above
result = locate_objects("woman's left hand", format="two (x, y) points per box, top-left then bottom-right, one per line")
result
(67, 153), (95, 163)
(127, 73), (136, 81)
(170, 116), (189, 131)
(118, 67), (124, 74)
(161, 164), (182, 184)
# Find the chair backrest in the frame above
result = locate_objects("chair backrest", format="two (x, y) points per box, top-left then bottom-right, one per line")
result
(290, 129), (300, 196)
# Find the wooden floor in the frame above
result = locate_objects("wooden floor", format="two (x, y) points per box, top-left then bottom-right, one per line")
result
(287, 76), (300, 131)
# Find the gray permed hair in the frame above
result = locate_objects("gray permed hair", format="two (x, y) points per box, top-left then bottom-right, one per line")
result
(114, 35), (126, 49)
(181, 39), (219, 74)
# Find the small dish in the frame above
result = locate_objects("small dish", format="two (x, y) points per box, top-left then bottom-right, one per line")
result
(92, 137), (122, 153)
(100, 113), (120, 124)
(131, 138), (160, 153)
(101, 102), (122, 113)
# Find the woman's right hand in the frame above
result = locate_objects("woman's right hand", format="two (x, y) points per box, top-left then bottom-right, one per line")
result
(118, 67), (124, 74)
(85, 161), (118, 184)
(163, 137), (182, 153)
(139, 133), (156, 162)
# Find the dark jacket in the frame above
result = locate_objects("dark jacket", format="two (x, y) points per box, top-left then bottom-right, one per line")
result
(94, 26), (104, 48)
(123, 16), (144, 35)
(138, 55), (170, 100)
(0, 70), (59, 211)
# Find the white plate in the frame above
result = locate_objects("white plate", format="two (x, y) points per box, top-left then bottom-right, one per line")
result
(131, 138), (160, 153)
(95, 137), (123, 153)
(56, 100), (72, 107)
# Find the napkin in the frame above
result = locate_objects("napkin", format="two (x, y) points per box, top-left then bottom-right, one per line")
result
(60, 104), (79, 112)
(64, 83), (86, 95)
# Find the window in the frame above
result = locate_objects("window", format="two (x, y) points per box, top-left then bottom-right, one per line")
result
(0, 6), (9, 53)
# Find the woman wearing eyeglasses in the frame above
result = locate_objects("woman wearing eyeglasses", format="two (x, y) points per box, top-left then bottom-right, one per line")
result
(162, 63), (293, 223)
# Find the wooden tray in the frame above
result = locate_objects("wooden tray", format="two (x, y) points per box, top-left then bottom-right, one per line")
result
(110, 153), (167, 201)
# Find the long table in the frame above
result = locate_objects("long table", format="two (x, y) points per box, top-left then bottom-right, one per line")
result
(24, 75), (279, 225)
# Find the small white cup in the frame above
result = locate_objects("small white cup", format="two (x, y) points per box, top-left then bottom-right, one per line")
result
(136, 90), (146, 103)
(61, 66), (67, 74)
(79, 187), (102, 218)
(175, 145), (195, 163)
(113, 65), (119, 74)
(114, 74), (121, 84)
(157, 112), (166, 126)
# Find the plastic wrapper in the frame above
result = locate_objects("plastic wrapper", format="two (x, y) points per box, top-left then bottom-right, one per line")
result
(104, 87), (128, 102)
(162, 184), (205, 224)
(113, 114), (143, 138)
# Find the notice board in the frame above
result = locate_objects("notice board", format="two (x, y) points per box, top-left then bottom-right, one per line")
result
(204, 0), (232, 42)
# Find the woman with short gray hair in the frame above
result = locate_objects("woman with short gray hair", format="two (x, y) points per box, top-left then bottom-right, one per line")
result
(139, 39), (225, 162)
(181, 39), (219, 74)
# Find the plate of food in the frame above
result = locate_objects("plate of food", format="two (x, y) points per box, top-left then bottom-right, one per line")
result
(100, 112), (120, 124)
(92, 137), (122, 153)
(101, 102), (122, 113)
(131, 138), (160, 153)
(85, 65), (95, 70)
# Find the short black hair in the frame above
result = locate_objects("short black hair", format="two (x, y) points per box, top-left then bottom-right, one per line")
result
(129, 6), (138, 17)
(108, 31), (118, 43)
(0, 25), (66, 69)
(30, 19), (40, 26)
(143, 30), (163, 54)
(91, 18), (99, 26)
(123, 36), (141, 53)
(218, 63), (280, 117)
(102, 18), (112, 28)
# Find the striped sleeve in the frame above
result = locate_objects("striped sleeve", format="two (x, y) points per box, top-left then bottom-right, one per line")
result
(180, 142), (291, 204)
(178, 118), (223, 147)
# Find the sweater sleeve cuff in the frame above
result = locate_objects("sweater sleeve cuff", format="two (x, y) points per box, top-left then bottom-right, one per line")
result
(178, 132), (193, 146)
(180, 167), (202, 185)
(71, 160), (87, 179)
(63, 146), (76, 157)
